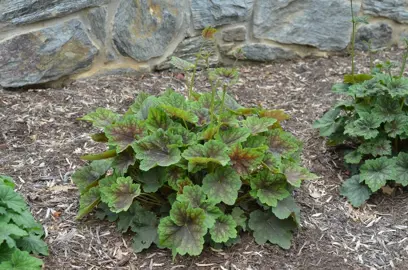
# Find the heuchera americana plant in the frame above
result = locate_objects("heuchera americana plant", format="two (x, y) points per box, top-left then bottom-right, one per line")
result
(313, 0), (408, 207)
(73, 27), (316, 257)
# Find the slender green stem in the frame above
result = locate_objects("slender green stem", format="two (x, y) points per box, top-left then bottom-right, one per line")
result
(142, 193), (165, 204)
(350, 0), (356, 80)
(399, 45), (408, 78)
(219, 84), (228, 115)
(209, 81), (217, 123)
(136, 196), (162, 206)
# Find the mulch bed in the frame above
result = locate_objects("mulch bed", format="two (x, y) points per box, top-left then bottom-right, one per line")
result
(1, 47), (407, 270)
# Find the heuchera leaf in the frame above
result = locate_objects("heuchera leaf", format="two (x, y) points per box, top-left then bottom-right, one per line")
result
(146, 107), (172, 132)
(111, 148), (137, 175)
(344, 150), (363, 164)
(197, 93), (221, 111)
(344, 113), (382, 139)
(385, 77), (408, 98)
(248, 210), (296, 249)
(372, 96), (402, 122)
(105, 116), (146, 153)
(348, 79), (383, 97)
(16, 233), (49, 256)
(331, 83), (351, 95)
(259, 110), (290, 122)
(199, 124), (219, 141)
(217, 91), (243, 111)
(100, 177), (141, 213)
(272, 196), (300, 224)
(266, 129), (301, 159)
(127, 92), (149, 114)
(160, 90), (188, 108)
(360, 157), (396, 192)
(394, 152), (408, 186)
(165, 166), (186, 191)
(215, 128), (251, 146)
(77, 187), (101, 219)
(250, 170), (290, 207)
(7, 210), (41, 230)
(177, 185), (222, 228)
(134, 167), (166, 193)
(231, 207), (247, 231)
(71, 159), (111, 194)
(168, 126), (197, 146)
(312, 109), (341, 136)
(218, 112), (239, 127)
(137, 96), (161, 120)
(79, 108), (120, 129)
(242, 116), (277, 135)
(340, 175), (372, 207)
(161, 105), (198, 124)
(0, 186), (26, 213)
(0, 175), (15, 188)
(133, 129), (182, 171)
(176, 178), (193, 194)
(158, 202), (207, 256)
(385, 114), (408, 138)
(0, 249), (43, 270)
(282, 163), (316, 187)
(95, 203), (118, 222)
(357, 138), (392, 157)
(202, 167), (241, 205)
(228, 144), (264, 175)
(209, 215), (237, 243)
(243, 135), (267, 148)
(182, 140), (230, 172)
(115, 202), (158, 252)
(0, 222), (28, 248)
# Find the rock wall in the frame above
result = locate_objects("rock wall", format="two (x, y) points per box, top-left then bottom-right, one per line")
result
(0, 0), (407, 88)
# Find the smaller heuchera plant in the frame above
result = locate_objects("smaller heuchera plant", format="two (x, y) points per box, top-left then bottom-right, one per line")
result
(313, 0), (408, 207)
(72, 60), (315, 256)
(314, 63), (408, 207)
(0, 175), (48, 270)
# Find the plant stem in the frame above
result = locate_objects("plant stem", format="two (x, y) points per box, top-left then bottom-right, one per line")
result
(400, 43), (408, 78)
(142, 192), (165, 204)
(350, 0), (356, 80)
(219, 84), (228, 115)
(210, 81), (217, 123)
(188, 47), (204, 100)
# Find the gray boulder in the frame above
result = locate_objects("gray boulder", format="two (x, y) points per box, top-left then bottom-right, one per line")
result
(355, 22), (393, 51)
(191, 0), (254, 29)
(0, 19), (98, 88)
(87, 7), (107, 44)
(0, 0), (107, 26)
(253, 0), (354, 51)
(228, 44), (298, 62)
(222, 26), (247, 42)
(363, 0), (408, 23)
(113, 0), (185, 62)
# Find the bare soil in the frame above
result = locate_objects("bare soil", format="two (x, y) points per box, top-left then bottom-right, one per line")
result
(1, 47), (408, 270)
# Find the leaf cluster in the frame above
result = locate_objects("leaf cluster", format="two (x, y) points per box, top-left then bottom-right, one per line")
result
(313, 62), (408, 207)
(74, 70), (314, 256)
(0, 175), (48, 270)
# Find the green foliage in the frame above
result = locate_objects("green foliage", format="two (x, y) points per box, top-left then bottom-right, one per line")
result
(0, 176), (47, 269)
(74, 46), (312, 258)
(314, 39), (408, 206)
